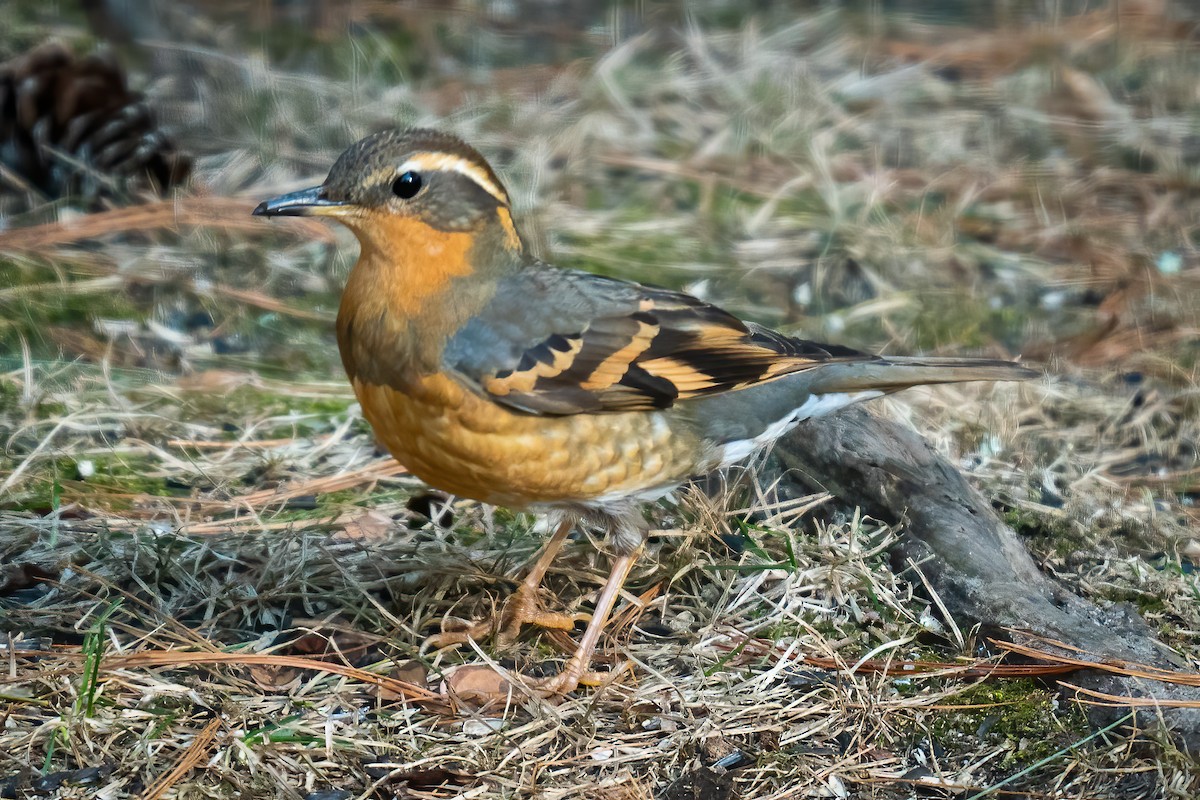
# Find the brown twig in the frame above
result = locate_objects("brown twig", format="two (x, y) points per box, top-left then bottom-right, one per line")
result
(139, 716), (223, 800)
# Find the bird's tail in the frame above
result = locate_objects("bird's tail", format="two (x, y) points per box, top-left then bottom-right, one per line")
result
(802, 356), (1038, 396)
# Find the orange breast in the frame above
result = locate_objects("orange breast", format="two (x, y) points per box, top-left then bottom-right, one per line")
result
(353, 373), (704, 507)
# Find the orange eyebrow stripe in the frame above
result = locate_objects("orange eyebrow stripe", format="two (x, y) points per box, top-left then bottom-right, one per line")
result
(496, 207), (521, 251)
(398, 152), (509, 204)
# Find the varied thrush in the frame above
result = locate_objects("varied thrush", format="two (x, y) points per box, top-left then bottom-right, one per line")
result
(254, 128), (1035, 694)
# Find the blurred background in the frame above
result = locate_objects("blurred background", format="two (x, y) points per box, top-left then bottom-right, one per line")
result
(2, 1), (1199, 798)
(5, 0), (1199, 383)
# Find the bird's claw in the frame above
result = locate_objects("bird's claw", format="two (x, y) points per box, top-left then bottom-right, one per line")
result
(532, 658), (632, 696)
(423, 584), (589, 653)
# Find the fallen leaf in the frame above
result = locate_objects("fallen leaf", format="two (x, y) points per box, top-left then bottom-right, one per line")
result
(330, 510), (394, 543)
(443, 664), (518, 706)
(247, 664), (301, 691)
(377, 660), (430, 701)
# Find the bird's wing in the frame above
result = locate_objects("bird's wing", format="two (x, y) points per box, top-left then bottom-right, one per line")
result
(442, 266), (877, 415)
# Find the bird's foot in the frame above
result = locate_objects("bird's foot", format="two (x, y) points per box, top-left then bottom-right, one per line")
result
(423, 583), (589, 652)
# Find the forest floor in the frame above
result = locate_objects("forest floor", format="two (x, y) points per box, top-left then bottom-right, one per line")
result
(1, 2), (1198, 798)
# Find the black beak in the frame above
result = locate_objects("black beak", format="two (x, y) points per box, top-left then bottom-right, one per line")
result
(252, 186), (348, 217)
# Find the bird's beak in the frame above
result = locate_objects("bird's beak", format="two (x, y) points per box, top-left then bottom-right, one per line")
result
(252, 186), (351, 217)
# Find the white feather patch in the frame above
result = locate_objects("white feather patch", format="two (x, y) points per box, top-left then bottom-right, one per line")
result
(589, 484), (679, 506)
(718, 390), (884, 467)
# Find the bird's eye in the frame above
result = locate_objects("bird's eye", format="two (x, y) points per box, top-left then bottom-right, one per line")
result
(392, 171), (422, 199)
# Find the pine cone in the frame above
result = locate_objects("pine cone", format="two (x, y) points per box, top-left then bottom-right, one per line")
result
(0, 41), (191, 201)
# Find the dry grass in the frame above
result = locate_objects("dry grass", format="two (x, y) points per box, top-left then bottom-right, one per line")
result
(2, 374), (1195, 798)
(2, 2), (1200, 798)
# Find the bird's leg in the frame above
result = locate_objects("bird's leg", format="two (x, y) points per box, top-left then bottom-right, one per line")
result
(424, 517), (586, 651)
(494, 517), (590, 645)
(534, 546), (640, 696)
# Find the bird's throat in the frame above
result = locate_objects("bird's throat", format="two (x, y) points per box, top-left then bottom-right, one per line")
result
(341, 213), (476, 320)
(335, 213), (491, 388)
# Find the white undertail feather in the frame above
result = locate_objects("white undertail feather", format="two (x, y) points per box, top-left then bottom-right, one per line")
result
(718, 390), (884, 467)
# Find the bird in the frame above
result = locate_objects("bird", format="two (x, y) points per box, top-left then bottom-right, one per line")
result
(253, 127), (1036, 695)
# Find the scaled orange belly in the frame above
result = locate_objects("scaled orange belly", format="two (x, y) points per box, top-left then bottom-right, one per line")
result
(353, 372), (703, 507)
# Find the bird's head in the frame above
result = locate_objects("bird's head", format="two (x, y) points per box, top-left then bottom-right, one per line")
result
(254, 128), (524, 259)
